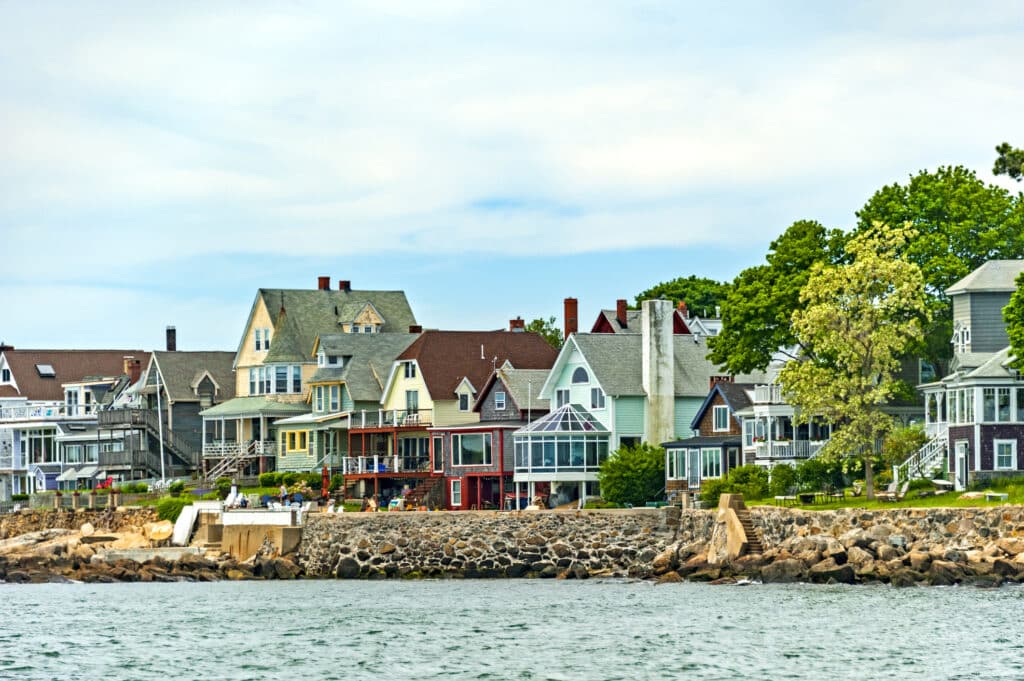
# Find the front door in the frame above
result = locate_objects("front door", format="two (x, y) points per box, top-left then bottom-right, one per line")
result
(726, 447), (739, 473)
(687, 449), (701, 490)
(432, 435), (444, 474)
(955, 441), (968, 491)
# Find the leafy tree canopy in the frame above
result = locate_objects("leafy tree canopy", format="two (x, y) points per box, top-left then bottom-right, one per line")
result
(779, 225), (929, 499)
(707, 220), (847, 373)
(597, 443), (665, 507)
(1005, 272), (1024, 371)
(525, 316), (563, 350)
(854, 165), (1024, 375)
(994, 142), (1024, 182)
(633, 275), (730, 316)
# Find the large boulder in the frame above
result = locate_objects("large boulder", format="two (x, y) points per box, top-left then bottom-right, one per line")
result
(809, 557), (855, 584)
(760, 558), (806, 584)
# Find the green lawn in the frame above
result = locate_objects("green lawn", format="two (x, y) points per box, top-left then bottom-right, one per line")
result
(751, 487), (1024, 510)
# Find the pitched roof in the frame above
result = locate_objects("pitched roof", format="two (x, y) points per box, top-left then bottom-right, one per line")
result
(249, 287), (416, 364)
(963, 347), (1015, 380)
(150, 351), (236, 403)
(568, 334), (767, 397)
(946, 260), (1024, 295)
(199, 396), (309, 418)
(591, 308), (694, 334)
(396, 331), (558, 400)
(474, 368), (551, 412)
(311, 333), (419, 403)
(0, 349), (149, 401)
(689, 382), (755, 430)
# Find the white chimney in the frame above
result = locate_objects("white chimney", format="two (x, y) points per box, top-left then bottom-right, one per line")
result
(642, 299), (675, 446)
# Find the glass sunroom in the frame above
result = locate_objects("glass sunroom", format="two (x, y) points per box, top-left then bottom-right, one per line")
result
(512, 404), (610, 508)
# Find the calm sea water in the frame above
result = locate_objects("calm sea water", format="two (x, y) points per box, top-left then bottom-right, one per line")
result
(2, 580), (1023, 680)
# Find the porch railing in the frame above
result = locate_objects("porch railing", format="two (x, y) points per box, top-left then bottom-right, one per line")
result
(753, 385), (783, 404)
(348, 409), (434, 430)
(341, 454), (431, 475)
(0, 403), (65, 421)
(203, 440), (277, 458)
(754, 439), (825, 460)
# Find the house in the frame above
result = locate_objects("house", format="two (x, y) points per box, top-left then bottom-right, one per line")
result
(271, 331), (418, 473)
(0, 346), (149, 498)
(345, 323), (559, 508)
(199, 276), (417, 480)
(513, 300), (767, 508)
(428, 366), (551, 510)
(662, 382), (754, 499)
(916, 260), (1024, 489)
(588, 298), (720, 337)
(99, 334), (235, 480)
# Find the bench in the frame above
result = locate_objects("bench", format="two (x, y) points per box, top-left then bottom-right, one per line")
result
(774, 495), (797, 507)
(985, 492), (1009, 502)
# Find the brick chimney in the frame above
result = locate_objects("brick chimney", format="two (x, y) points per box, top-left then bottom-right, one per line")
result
(123, 356), (142, 384)
(339, 280), (351, 292)
(317, 276), (331, 291)
(166, 326), (177, 352)
(409, 325), (423, 333)
(563, 298), (578, 340)
(616, 299), (628, 329)
(509, 317), (525, 332)
(678, 300), (688, 318)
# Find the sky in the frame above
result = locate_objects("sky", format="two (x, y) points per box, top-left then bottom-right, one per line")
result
(2, 1), (1023, 351)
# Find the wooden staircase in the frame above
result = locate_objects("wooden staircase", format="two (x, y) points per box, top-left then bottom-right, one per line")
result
(405, 476), (442, 508)
(736, 506), (764, 554)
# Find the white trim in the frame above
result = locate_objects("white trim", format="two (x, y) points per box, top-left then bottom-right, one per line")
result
(450, 478), (462, 506)
(994, 439), (1017, 471)
(712, 405), (730, 432)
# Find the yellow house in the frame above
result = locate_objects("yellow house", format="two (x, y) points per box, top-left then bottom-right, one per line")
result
(199, 277), (417, 481)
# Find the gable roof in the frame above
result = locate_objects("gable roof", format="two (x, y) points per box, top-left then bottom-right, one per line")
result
(962, 347), (1015, 380)
(310, 333), (419, 403)
(394, 331), (558, 401)
(556, 334), (767, 398)
(242, 287), (416, 365)
(689, 382), (755, 430)
(0, 349), (149, 402)
(474, 368), (551, 412)
(149, 351), (236, 404)
(591, 308), (693, 334)
(946, 260), (1024, 296)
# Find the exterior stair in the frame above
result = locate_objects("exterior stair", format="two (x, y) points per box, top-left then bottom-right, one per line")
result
(99, 408), (199, 472)
(894, 431), (948, 484)
(735, 506), (764, 554)
(405, 476), (442, 508)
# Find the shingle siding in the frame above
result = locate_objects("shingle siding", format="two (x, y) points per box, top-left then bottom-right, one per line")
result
(969, 292), (1012, 353)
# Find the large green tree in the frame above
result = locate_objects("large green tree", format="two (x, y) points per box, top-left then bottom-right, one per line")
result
(994, 142), (1024, 182)
(1005, 272), (1024, 370)
(634, 275), (730, 316)
(855, 165), (1024, 375)
(779, 225), (929, 499)
(597, 443), (665, 506)
(525, 316), (563, 350)
(707, 220), (847, 373)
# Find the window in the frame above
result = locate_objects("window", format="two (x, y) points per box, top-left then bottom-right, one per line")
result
(998, 388), (1011, 422)
(404, 362), (416, 379)
(286, 431), (308, 452)
(327, 355), (340, 366)
(450, 479), (462, 506)
(952, 322), (970, 354)
(995, 440), (1017, 470)
(275, 366), (288, 394)
(743, 419), (754, 447)
(495, 391), (506, 410)
(591, 388), (605, 409)
(571, 367), (589, 384)
(1, 368), (9, 382)
(36, 364), (56, 378)
(406, 390), (419, 413)
(459, 393), (470, 412)
(701, 448), (722, 478)
(713, 405), (730, 432)
(255, 328), (270, 351)
(619, 436), (640, 449)
(556, 389), (570, 408)
(292, 366), (302, 393)
(249, 368), (257, 395)
(329, 385), (340, 412)
(363, 325), (374, 334)
(984, 388), (996, 422)
(314, 386), (325, 412)
(1017, 388), (1024, 423)
(452, 433), (492, 466)
(317, 351), (325, 367)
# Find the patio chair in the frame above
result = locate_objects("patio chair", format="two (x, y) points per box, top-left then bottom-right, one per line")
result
(876, 480), (909, 502)
(774, 486), (798, 506)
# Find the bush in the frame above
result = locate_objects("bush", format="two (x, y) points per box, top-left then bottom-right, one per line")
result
(282, 472), (300, 486)
(329, 474), (344, 492)
(168, 480), (186, 495)
(906, 478), (935, 493)
(156, 497), (192, 522)
(727, 465), (770, 500)
(304, 472), (322, 488)
(699, 478), (733, 507)
(796, 457), (843, 491)
(597, 443), (665, 507)
(12, 493), (29, 501)
(259, 472), (282, 487)
(215, 477), (233, 499)
(768, 464), (798, 497)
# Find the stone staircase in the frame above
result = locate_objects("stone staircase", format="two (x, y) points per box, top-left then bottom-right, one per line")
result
(735, 505), (764, 554)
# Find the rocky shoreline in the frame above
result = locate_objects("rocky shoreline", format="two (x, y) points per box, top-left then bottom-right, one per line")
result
(3, 506), (1024, 587)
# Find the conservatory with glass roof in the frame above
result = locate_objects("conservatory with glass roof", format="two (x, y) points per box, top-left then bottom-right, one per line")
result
(511, 403), (610, 508)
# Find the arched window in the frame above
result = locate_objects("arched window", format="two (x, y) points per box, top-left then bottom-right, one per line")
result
(571, 367), (589, 384)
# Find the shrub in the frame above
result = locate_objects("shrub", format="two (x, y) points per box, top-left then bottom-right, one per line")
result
(727, 465), (769, 500)
(259, 472), (282, 487)
(156, 497), (192, 522)
(699, 478), (733, 507)
(768, 464), (798, 497)
(906, 478), (935, 494)
(215, 477), (233, 499)
(873, 468), (893, 487)
(168, 480), (186, 495)
(329, 474), (344, 492)
(304, 472), (322, 488)
(282, 472), (300, 486)
(12, 493), (29, 501)
(796, 457), (843, 491)
(597, 443), (665, 507)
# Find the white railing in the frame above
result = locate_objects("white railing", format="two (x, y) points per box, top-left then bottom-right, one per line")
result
(895, 431), (948, 483)
(349, 409), (434, 429)
(341, 454), (430, 474)
(203, 439), (276, 458)
(754, 439), (825, 460)
(0, 403), (65, 421)
(753, 385), (783, 404)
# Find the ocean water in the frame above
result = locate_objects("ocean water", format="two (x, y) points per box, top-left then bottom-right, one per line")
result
(1, 579), (1023, 680)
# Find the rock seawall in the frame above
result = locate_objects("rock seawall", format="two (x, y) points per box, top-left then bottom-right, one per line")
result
(1, 508), (158, 539)
(299, 509), (691, 579)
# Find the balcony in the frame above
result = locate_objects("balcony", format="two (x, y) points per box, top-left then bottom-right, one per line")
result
(348, 409), (434, 430)
(0, 403), (65, 421)
(202, 439), (277, 459)
(754, 439), (825, 460)
(341, 454), (431, 475)
(753, 385), (783, 404)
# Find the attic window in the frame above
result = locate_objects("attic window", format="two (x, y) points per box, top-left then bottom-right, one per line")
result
(36, 364), (56, 378)
(571, 367), (589, 384)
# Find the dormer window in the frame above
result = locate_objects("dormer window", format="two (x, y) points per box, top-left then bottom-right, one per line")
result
(459, 393), (470, 411)
(1, 368), (9, 382)
(952, 322), (970, 354)
(404, 362), (416, 379)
